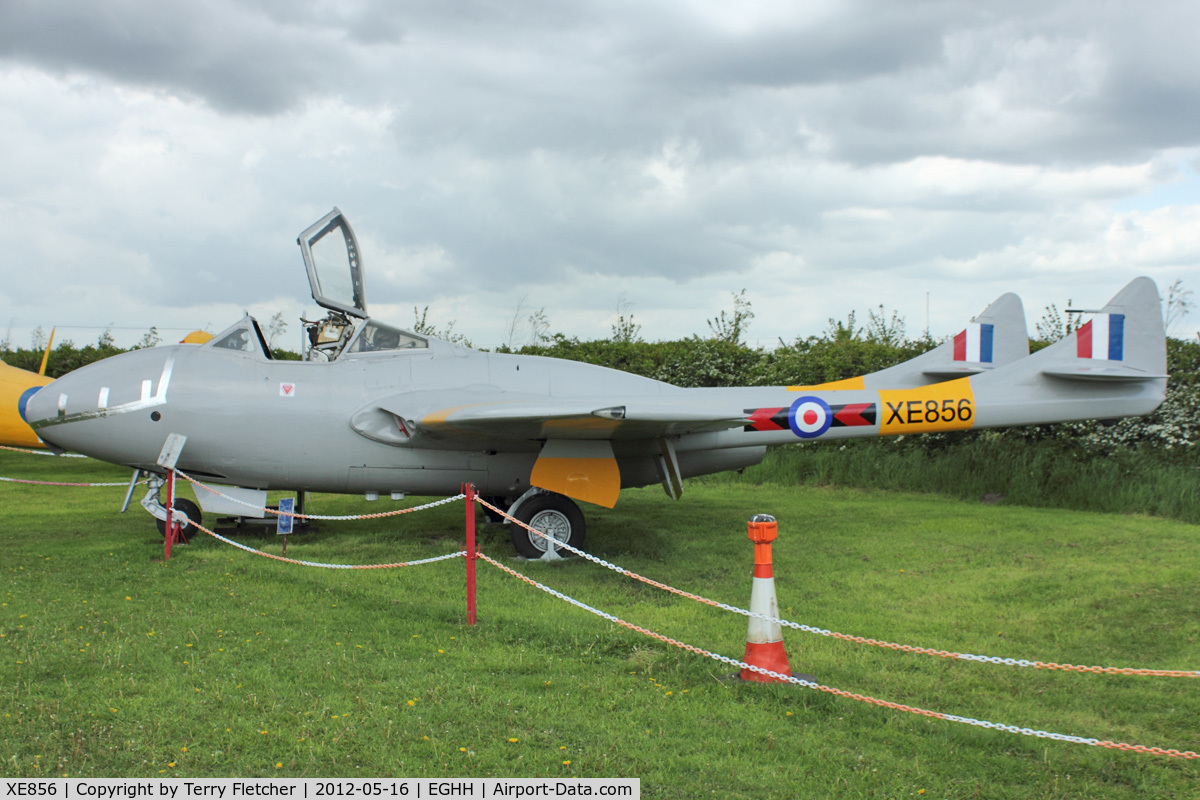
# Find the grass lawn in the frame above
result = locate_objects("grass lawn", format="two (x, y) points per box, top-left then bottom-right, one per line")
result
(1, 451), (1198, 797)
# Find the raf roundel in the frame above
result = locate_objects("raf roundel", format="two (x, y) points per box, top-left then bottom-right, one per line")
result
(788, 395), (832, 439)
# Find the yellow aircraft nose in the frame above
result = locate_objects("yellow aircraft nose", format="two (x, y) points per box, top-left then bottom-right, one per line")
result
(0, 360), (52, 450)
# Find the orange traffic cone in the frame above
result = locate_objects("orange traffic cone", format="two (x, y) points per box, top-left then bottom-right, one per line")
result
(740, 513), (792, 682)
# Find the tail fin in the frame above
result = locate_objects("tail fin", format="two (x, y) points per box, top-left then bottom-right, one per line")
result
(1040, 277), (1168, 382)
(861, 292), (1028, 389)
(973, 277), (1166, 427)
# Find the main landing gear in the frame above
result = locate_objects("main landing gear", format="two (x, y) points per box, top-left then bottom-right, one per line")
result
(502, 490), (587, 559)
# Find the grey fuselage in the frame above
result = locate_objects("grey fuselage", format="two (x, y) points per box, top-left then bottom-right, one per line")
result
(25, 337), (765, 497)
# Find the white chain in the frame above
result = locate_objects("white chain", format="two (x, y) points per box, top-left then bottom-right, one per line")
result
(478, 554), (1153, 751)
(178, 470), (464, 520)
(478, 497), (1200, 678)
(195, 516), (467, 569)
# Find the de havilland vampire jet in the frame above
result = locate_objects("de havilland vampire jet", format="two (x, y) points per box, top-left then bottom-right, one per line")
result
(21, 209), (1167, 556)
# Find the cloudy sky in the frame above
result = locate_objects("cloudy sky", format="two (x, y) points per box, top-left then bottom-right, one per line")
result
(3, 0), (1200, 352)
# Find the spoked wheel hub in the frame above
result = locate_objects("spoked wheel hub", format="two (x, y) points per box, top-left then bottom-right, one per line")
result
(509, 492), (586, 558)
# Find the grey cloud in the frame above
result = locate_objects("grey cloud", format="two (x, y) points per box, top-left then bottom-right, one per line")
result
(0, 0), (355, 113)
(3, 0), (1200, 348)
(637, 4), (956, 89)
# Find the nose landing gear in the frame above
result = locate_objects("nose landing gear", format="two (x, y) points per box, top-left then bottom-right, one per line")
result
(138, 472), (202, 541)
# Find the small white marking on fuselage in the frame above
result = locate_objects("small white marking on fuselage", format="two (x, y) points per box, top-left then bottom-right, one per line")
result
(31, 355), (174, 431)
(154, 357), (173, 400)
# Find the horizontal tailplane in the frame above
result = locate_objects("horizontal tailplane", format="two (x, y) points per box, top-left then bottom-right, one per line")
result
(972, 277), (1166, 427)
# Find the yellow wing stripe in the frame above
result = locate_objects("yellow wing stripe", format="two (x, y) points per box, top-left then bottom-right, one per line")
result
(788, 376), (866, 391)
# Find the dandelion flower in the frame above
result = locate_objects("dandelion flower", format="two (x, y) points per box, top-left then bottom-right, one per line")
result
(508, 738), (518, 743)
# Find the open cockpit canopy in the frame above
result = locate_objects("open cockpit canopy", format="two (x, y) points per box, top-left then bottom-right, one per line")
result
(296, 208), (427, 361)
(299, 207), (367, 320)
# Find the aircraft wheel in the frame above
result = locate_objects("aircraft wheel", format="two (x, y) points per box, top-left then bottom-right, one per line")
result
(156, 498), (202, 542)
(510, 494), (586, 559)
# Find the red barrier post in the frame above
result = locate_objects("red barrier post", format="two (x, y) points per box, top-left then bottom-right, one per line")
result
(463, 483), (477, 626)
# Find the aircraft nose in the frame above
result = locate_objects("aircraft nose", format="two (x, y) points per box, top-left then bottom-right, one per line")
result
(18, 386), (42, 423)
(23, 347), (182, 463)
(21, 382), (60, 431)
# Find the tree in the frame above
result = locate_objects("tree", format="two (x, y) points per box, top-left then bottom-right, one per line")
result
(134, 327), (161, 349)
(412, 306), (471, 346)
(610, 295), (642, 343)
(266, 312), (288, 348)
(707, 289), (754, 345)
(1035, 302), (1076, 343)
(865, 304), (905, 346)
(824, 311), (861, 342)
(527, 308), (551, 346)
(499, 294), (551, 349)
(1164, 278), (1194, 336)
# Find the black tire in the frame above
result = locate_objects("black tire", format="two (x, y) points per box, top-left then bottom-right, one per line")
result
(509, 494), (585, 558)
(156, 498), (202, 542)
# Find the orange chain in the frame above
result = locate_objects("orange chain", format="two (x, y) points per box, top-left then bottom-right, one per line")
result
(478, 497), (1199, 679)
(477, 551), (1199, 759)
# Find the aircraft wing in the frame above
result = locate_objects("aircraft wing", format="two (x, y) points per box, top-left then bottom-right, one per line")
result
(357, 390), (747, 445)
(349, 390), (750, 509)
